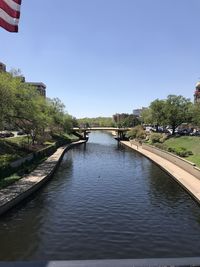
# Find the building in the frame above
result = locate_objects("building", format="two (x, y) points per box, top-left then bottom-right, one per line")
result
(194, 82), (200, 104)
(25, 82), (46, 97)
(0, 62), (6, 72)
(0, 61), (46, 97)
(133, 107), (147, 117)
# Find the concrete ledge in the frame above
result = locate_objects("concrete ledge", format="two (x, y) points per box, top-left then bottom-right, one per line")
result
(0, 140), (86, 216)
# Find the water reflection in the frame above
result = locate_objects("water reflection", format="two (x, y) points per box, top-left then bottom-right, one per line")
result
(0, 132), (200, 260)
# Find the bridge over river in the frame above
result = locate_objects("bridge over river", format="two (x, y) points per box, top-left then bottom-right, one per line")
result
(73, 127), (131, 139)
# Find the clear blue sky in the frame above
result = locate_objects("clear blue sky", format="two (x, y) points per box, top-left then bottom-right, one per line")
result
(0, 0), (200, 118)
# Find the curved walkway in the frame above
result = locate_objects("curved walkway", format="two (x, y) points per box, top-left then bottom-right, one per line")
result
(121, 141), (200, 204)
(0, 140), (86, 216)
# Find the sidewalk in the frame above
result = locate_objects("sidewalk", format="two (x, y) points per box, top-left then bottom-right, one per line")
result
(121, 141), (200, 204)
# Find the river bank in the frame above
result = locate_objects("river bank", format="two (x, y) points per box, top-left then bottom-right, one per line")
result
(0, 140), (86, 216)
(121, 140), (200, 204)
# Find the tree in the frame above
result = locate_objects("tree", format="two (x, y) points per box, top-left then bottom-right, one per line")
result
(0, 69), (75, 145)
(0, 72), (16, 129)
(77, 117), (114, 127)
(150, 99), (167, 131)
(164, 95), (193, 134)
(47, 98), (66, 134)
(11, 83), (50, 144)
(191, 103), (200, 126)
(122, 114), (140, 127)
(126, 125), (146, 140)
(141, 108), (152, 125)
(112, 113), (139, 127)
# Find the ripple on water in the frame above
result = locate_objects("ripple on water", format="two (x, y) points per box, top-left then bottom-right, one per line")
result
(0, 132), (200, 260)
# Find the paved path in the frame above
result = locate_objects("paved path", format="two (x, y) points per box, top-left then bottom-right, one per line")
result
(121, 141), (200, 204)
(0, 140), (86, 216)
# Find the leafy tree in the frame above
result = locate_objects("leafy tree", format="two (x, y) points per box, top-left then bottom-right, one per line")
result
(191, 103), (200, 126)
(47, 98), (67, 134)
(0, 72), (18, 129)
(141, 108), (152, 125)
(11, 83), (50, 144)
(112, 113), (140, 127)
(78, 117), (114, 127)
(164, 95), (193, 134)
(150, 99), (167, 131)
(122, 114), (140, 127)
(126, 125), (146, 140)
(0, 70), (75, 145)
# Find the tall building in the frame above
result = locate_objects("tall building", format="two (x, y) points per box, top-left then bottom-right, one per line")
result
(194, 82), (200, 104)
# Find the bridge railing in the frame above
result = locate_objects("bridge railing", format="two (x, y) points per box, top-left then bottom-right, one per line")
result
(1, 258), (200, 267)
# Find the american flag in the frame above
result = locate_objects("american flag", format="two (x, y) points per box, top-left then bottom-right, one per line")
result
(0, 0), (22, 32)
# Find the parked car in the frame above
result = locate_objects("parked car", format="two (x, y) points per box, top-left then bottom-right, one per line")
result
(17, 130), (25, 135)
(0, 132), (14, 138)
(177, 128), (192, 135)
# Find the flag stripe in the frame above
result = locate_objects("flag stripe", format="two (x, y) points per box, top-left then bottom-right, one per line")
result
(0, 0), (21, 32)
(12, 0), (21, 4)
(0, 16), (18, 31)
(3, 0), (21, 12)
(0, 0), (20, 19)
(0, 9), (19, 25)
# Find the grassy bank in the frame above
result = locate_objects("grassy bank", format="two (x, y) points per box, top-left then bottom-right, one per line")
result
(0, 133), (79, 189)
(164, 136), (200, 167)
(0, 136), (30, 168)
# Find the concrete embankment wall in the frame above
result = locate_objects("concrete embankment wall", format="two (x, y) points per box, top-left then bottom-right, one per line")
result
(0, 140), (86, 216)
(142, 144), (200, 180)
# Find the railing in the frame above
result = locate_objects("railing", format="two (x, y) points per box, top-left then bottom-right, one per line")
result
(1, 258), (200, 266)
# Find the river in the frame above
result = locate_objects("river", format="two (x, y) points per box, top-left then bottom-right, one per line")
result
(0, 131), (200, 260)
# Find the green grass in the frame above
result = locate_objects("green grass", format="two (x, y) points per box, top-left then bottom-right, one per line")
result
(5, 136), (29, 145)
(164, 136), (200, 167)
(0, 157), (48, 189)
(63, 133), (79, 142)
(0, 137), (30, 167)
(0, 132), (80, 188)
(0, 174), (21, 189)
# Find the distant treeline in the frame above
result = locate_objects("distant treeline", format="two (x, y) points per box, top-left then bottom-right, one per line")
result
(77, 114), (140, 128)
(77, 117), (115, 127)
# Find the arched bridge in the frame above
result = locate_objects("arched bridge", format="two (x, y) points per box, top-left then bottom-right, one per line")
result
(72, 127), (132, 140)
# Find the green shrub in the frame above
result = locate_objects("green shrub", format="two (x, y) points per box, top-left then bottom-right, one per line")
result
(149, 133), (163, 144)
(168, 146), (193, 157)
(168, 147), (175, 153)
(127, 125), (146, 140)
(154, 143), (168, 150)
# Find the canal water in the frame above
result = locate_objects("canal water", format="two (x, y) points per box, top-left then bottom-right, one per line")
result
(0, 132), (200, 260)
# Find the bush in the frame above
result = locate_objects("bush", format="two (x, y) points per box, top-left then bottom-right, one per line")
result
(127, 125), (146, 140)
(149, 133), (163, 144)
(154, 143), (168, 150)
(168, 146), (193, 157)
